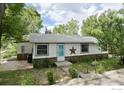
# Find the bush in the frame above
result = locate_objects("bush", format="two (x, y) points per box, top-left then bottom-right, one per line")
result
(69, 67), (78, 78)
(33, 59), (56, 69)
(46, 70), (55, 85)
(21, 74), (36, 85)
(67, 57), (78, 63)
(96, 64), (105, 74)
(83, 56), (93, 62)
(67, 56), (93, 63)
(2, 43), (17, 59)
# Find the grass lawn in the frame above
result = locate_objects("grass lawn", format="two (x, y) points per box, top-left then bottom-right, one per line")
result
(71, 57), (124, 74)
(0, 68), (68, 85)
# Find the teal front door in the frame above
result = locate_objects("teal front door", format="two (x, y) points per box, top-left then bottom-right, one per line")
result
(57, 44), (65, 61)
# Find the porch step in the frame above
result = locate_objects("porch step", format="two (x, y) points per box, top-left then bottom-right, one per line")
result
(54, 61), (72, 67)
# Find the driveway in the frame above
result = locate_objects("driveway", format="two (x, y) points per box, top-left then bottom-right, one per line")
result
(56, 68), (124, 85)
(0, 60), (33, 71)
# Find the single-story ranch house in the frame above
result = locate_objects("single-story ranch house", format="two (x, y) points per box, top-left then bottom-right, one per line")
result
(17, 33), (108, 61)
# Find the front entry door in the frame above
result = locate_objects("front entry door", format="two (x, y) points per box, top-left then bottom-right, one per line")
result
(57, 44), (65, 61)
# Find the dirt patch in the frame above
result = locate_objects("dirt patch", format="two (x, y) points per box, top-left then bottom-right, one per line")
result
(0, 60), (33, 71)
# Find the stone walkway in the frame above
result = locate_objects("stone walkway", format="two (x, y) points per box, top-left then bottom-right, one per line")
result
(0, 60), (33, 71)
(56, 68), (124, 85)
(54, 61), (72, 74)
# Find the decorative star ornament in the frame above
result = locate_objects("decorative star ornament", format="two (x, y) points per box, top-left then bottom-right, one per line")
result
(70, 46), (76, 54)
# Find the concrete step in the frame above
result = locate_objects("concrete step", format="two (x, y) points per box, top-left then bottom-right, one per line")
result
(55, 61), (72, 67)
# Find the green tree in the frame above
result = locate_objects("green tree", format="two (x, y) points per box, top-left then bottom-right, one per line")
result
(0, 3), (43, 49)
(0, 4), (5, 49)
(81, 9), (124, 56)
(53, 24), (67, 35)
(53, 19), (79, 35)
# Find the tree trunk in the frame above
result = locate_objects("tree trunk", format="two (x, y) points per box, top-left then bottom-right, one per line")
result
(0, 33), (1, 49)
(0, 4), (5, 48)
(0, 4), (5, 63)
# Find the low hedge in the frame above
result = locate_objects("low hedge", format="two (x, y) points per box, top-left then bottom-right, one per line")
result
(33, 58), (56, 69)
(67, 56), (93, 63)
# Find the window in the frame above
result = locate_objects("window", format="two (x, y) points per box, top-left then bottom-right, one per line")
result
(36, 44), (48, 56)
(81, 44), (88, 53)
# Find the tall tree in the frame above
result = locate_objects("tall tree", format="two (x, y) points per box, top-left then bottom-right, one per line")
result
(53, 19), (79, 35)
(0, 3), (43, 48)
(81, 9), (124, 55)
(0, 4), (5, 49)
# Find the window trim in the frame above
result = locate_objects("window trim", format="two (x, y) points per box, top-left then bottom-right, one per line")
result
(35, 44), (49, 56)
(80, 44), (89, 53)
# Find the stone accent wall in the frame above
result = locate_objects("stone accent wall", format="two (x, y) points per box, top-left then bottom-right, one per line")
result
(65, 54), (108, 63)
(33, 57), (57, 62)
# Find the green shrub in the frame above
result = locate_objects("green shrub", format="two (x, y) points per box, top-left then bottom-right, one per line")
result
(2, 43), (17, 59)
(46, 70), (55, 85)
(3, 53), (12, 58)
(68, 56), (93, 63)
(21, 74), (36, 85)
(33, 59), (56, 69)
(83, 56), (93, 62)
(67, 57), (78, 63)
(96, 64), (105, 74)
(69, 67), (78, 78)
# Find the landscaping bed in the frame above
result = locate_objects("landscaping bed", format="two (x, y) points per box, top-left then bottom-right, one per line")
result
(71, 57), (124, 74)
(0, 68), (68, 85)
(0, 57), (124, 85)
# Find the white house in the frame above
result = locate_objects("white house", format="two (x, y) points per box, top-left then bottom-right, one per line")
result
(17, 33), (108, 61)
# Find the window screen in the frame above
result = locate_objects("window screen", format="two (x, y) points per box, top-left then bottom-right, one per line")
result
(36, 45), (48, 56)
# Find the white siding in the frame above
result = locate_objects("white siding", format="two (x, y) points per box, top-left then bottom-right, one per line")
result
(33, 43), (56, 59)
(64, 43), (102, 57)
(33, 43), (107, 59)
(49, 44), (56, 57)
(65, 44), (81, 56)
(89, 43), (101, 53)
(17, 42), (32, 54)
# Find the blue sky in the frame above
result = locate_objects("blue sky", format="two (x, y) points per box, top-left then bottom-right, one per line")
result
(28, 3), (123, 32)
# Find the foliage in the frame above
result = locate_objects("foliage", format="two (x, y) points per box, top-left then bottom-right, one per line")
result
(69, 67), (78, 78)
(72, 57), (124, 74)
(0, 68), (66, 85)
(46, 70), (55, 85)
(81, 8), (124, 55)
(67, 56), (94, 63)
(53, 19), (79, 35)
(2, 43), (17, 59)
(96, 64), (105, 74)
(33, 59), (56, 69)
(21, 74), (36, 85)
(0, 3), (42, 49)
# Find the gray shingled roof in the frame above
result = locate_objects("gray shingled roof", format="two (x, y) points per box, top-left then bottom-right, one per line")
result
(29, 33), (98, 43)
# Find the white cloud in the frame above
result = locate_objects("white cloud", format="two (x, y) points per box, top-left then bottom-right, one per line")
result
(30, 3), (123, 32)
